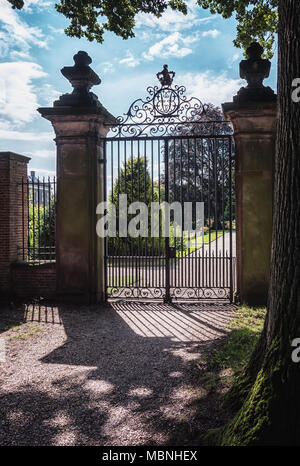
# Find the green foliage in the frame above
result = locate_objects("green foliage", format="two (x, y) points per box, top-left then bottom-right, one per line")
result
(28, 195), (55, 260)
(110, 155), (157, 207)
(167, 104), (235, 228)
(109, 155), (228, 256)
(55, 0), (187, 43)
(7, 0), (278, 56)
(197, 1), (278, 58)
(223, 194), (236, 224)
(109, 155), (160, 253)
(7, 0), (24, 8)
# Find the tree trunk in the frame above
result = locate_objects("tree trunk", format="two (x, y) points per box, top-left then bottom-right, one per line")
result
(206, 0), (300, 445)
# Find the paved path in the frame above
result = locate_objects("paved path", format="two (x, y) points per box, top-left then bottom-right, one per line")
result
(0, 301), (235, 446)
(202, 231), (236, 256)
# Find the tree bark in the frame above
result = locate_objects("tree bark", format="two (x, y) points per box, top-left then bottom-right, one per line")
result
(206, 0), (300, 445)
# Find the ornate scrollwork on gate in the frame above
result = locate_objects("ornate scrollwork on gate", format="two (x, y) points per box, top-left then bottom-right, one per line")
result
(171, 288), (231, 300)
(107, 287), (165, 299)
(109, 65), (208, 137)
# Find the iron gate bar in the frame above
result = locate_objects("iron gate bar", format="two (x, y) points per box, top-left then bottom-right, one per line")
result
(18, 176), (56, 262)
(229, 139), (233, 303)
(164, 139), (170, 303)
(103, 66), (235, 302)
(104, 135), (234, 301)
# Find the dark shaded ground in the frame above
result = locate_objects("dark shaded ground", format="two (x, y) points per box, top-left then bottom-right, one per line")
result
(0, 300), (235, 446)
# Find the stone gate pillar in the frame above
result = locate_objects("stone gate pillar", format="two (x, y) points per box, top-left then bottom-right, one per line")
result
(38, 51), (115, 304)
(222, 43), (277, 305)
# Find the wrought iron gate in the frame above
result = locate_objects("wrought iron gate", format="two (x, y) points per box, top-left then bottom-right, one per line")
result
(103, 66), (235, 302)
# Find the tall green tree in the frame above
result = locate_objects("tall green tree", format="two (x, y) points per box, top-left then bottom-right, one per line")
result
(110, 156), (157, 207)
(109, 156), (159, 254)
(166, 104), (234, 228)
(204, 0), (300, 446)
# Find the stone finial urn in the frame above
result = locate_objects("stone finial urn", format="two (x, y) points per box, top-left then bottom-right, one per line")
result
(234, 42), (276, 102)
(54, 51), (102, 108)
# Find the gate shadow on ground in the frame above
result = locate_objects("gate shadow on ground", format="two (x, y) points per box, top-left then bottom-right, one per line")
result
(0, 301), (235, 446)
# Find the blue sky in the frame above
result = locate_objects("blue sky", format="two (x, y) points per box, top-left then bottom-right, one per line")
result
(0, 0), (277, 177)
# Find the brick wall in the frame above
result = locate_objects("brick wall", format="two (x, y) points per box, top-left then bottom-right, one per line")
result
(0, 156), (10, 294)
(0, 152), (30, 298)
(0, 152), (57, 301)
(11, 262), (56, 299)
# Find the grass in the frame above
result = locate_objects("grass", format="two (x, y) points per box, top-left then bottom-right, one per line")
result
(0, 322), (23, 332)
(7, 325), (45, 340)
(0, 320), (46, 341)
(199, 306), (266, 391)
(213, 306), (266, 372)
(176, 230), (228, 257)
(204, 230), (226, 245)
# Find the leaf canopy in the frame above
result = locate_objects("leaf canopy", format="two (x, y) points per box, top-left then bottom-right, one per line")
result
(7, 0), (278, 56)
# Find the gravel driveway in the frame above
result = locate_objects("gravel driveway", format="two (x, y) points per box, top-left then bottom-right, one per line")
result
(0, 301), (234, 446)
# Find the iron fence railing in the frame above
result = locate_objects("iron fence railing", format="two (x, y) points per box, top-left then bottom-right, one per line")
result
(18, 176), (56, 263)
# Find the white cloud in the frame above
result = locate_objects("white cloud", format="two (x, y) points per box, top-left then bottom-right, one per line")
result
(0, 128), (53, 140)
(136, 7), (213, 32)
(0, 79), (5, 106)
(143, 32), (198, 61)
(101, 61), (115, 74)
(0, 61), (47, 124)
(24, 149), (55, 159)
(39, 83), (61, 107)
(9, 50), (31, 60)
(227, 53), (240, 67)
(23, 0), (52, 12)
(28, 167), (56, 177)
(48, 25), (65, 35)
(202, 29), (220, 38)
(139, 31), (164, 42)
(179, 71), (243, 107)
(119, 51), (140, 68)
(0, 0), (48, 59)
